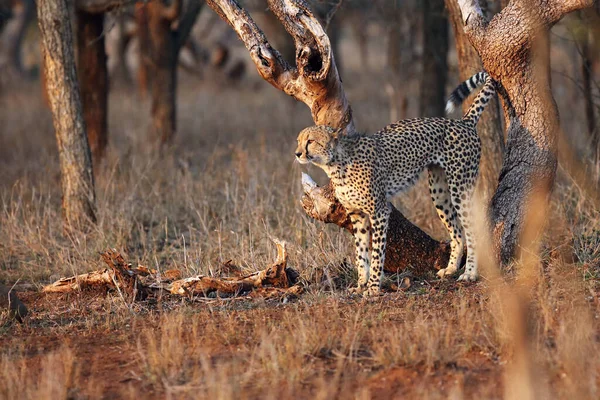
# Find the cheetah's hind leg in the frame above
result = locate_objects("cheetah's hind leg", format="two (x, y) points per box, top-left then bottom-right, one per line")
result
(446, 166), (478, 282)
(428, 166), (465, 279)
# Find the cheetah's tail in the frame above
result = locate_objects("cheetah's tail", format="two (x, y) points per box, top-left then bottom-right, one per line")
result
(462, 74), (496, 126)
(445, 71), (489, 115)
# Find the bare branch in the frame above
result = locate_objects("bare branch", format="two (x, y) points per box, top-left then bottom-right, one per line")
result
(207, 0), (353, 131)
(546, 0), (596, 24)
(206, 0), (295, 95)
(267, 0), (353, 131)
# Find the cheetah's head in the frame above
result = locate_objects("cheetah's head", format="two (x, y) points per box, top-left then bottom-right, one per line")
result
(295, 125), (339, 166)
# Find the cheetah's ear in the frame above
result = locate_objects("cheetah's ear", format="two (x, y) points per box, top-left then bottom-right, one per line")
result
(330, 127), (343, 140)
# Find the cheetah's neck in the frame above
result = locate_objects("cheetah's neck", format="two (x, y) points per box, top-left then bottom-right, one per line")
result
(322, 142), (353, 185)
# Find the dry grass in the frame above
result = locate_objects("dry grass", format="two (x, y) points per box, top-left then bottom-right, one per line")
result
(0, 18), (599, 399)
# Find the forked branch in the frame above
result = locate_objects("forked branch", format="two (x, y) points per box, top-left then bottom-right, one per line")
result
(206, 0), (353, 132)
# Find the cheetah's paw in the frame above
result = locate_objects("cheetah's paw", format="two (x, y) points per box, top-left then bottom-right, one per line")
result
(362, 287), (382, 298)
(436, 267), (457, 279)
(457, 270), (478, 282)
(348, 285), (366, 295)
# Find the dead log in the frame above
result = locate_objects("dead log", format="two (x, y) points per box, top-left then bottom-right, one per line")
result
(42, 268), (115, 293)
(43, 241), (302, 301)
(43, 249), (148, 301)
(170, 240), (302, 298)
(0, 284), (28, 323)
(100, 250), (148, 301)
(206, 0), (448, 276)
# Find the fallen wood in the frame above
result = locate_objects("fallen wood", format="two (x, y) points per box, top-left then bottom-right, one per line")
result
(42, 240), (302, 302)
(0, 284), (28, 323)
(169, 240), (300, 297)
(42, 268), (115, 293)
(43, 249), (150, 301)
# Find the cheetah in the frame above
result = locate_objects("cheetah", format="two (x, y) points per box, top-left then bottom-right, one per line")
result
(295, 72), (495, 296)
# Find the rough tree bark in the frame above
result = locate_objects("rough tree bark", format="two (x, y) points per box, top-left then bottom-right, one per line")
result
(445, 0), (504, 203)
(457, 0), (597, 263)
(420, 0), (449, 117)
(206, 0), (451, 275)
(76, 9), (108, 161)
(38, 0), (97, 227)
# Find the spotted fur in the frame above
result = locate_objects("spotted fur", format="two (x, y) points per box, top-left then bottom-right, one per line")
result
(295, 73), (496, 296)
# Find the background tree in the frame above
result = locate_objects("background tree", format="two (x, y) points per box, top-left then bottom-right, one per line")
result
(37, 0), (97, 227)
(419, 0), (448, 117)
(75, 6), (108, 161)
(383, 0), (416, 121)
(575, 10), (600, 168)
(144, 0), (204, 145)
(457, 0), (597, 263)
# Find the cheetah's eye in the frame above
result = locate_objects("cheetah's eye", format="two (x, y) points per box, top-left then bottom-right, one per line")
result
(307, 139), (315, 145)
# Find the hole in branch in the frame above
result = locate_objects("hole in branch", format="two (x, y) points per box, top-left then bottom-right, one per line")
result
(306, 50), (322, 73)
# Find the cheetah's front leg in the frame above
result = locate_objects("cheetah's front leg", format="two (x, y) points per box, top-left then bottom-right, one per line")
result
(349, 213), (371, 294)
(365, 204), (391, 297)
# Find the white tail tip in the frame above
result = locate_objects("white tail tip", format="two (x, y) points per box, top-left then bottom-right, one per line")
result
(445, 101), (456, 115)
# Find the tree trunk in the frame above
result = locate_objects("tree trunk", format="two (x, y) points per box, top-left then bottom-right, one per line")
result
(207, 0), (451, 276)
(76, 9), (108, 161)
(37, 0), (97, 227)
(386, 6), (408, 121)
(135, 3), (151, 98)
(445, 0), (504, 204)
(147, 1), (178, 145)
(145, 0), (203, 146)
(578, 13), (599, 166)
(419, 0), (449, 117)
(457, 0), (596, 264)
